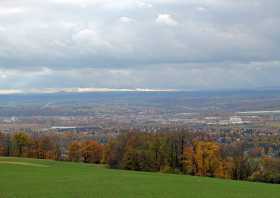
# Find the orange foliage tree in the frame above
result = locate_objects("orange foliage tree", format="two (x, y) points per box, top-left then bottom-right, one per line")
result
(81, 140), (103, 163)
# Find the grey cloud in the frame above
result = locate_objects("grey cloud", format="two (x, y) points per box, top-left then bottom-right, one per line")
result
(1, 61), (280, 90)
(0, 0), (279, 89)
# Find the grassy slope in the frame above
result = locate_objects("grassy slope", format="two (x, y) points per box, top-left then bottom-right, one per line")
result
(0, 157), (279, 198)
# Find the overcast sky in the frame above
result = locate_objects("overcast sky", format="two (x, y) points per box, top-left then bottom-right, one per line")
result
(0, 0), (279, 91)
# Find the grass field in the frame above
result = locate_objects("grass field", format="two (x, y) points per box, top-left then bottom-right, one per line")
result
(0, 157), (280, 198)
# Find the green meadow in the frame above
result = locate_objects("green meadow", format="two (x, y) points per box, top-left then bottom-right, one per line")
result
(0, 157), (279, 198)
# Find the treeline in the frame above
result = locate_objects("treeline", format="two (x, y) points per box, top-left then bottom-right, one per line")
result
(0, 132), (104, 164)
(1, 131), (280, 184)
(0, 132), (62, 160)
(102, 132), (280, 183)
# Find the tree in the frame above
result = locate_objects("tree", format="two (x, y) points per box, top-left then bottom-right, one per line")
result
(68, 141), (82, 162)
(183, 141), (222, 177)
(81, 141), (103, 163)
(104, 134), (128, 168)
(183, 146), (195, 175)
(12, 132), (30, 157)
(250, 157), (280, 183)
(0, 132), (6, 156)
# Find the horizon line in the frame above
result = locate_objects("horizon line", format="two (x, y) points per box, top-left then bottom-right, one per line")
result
(0, 87), (280, 95)
(0, 88), (181, 95)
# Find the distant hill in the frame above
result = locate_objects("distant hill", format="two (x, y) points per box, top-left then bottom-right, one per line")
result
(1, 89), (280, 116)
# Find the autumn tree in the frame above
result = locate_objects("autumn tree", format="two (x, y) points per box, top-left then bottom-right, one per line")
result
(183, 141), (222, 177)
(104, 134), (128, 168)
(183, 146), (195, 175)
(68, 141), (82, 162)
(12, 132), (30, 157)
(250, 157), (280, 183)
(0, 132), (6, 156)
(81, 140), (103, 163)
(221, 143), (256, 180)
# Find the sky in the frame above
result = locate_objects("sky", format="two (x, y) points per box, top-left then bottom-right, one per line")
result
(0, 0), (279, 92)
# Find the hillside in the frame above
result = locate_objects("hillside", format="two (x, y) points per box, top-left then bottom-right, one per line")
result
(0, 157), (279, 198)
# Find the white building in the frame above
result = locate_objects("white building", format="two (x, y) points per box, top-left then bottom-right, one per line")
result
(229, 116), (243, 124)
